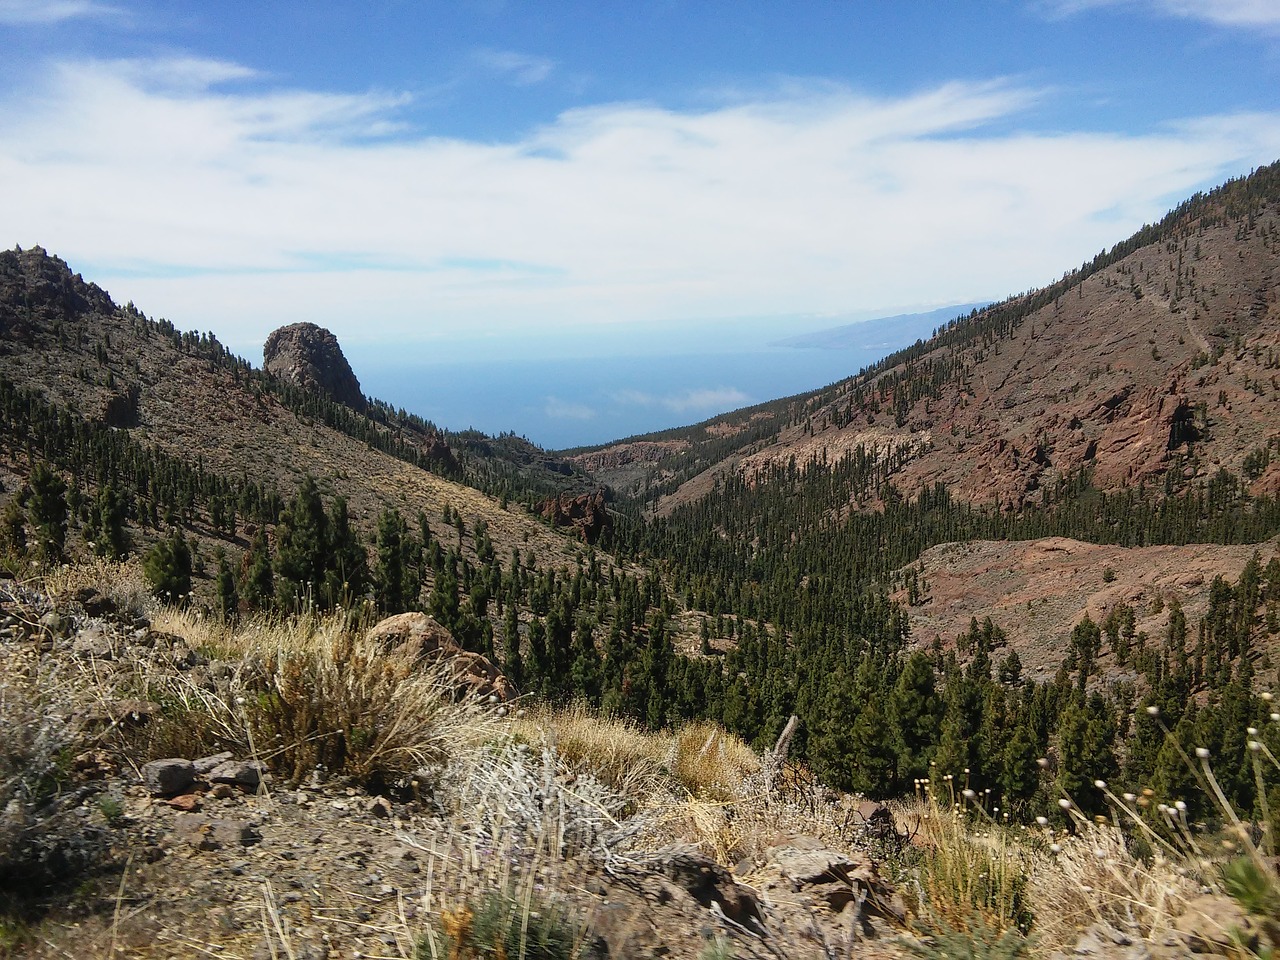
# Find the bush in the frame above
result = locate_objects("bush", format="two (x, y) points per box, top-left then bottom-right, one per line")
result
(0, 652), (110, 907)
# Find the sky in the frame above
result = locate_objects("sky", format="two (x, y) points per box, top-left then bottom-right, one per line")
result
(2, 0), (1280, 365)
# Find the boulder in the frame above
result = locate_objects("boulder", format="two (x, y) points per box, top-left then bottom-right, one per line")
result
(655, 849), (764, 932)
(757, 836), (905, 938)
(366, 612), (516, 702)
(143, 758), (195, 796)
(207, 760), (265, 790)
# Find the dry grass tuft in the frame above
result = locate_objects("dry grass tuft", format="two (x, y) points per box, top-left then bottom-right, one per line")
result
(139, 607), (501, 789)
(514, 702), (667, 802)
(670, 720), (760, 803)
(42, 556), (151, 615)
(904, 791), (1033, 939)
(1026, 819), (1195, 948)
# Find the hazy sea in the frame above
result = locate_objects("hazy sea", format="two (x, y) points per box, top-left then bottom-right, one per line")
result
(344, 307), (972, 451)
(349, 345), (881, 451)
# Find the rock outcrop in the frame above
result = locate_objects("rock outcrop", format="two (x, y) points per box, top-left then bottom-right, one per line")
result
(539, 489), (613, 544)
(0, 245), (115, 342)
(366, 612), (516, 702)
(263, 321), (366, 411)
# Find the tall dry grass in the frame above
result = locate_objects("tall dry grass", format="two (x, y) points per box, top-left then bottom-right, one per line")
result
(137, 607), (501, 789)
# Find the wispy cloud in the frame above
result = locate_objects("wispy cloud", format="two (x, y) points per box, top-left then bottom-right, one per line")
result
(3, 56), (1280, 348)
(473, 48), (555, 86)
(1041, 0), (1280, 27)
(0, 0), (118, 24)
(544, 397), (596, 420)
(613, 388), (752, 413)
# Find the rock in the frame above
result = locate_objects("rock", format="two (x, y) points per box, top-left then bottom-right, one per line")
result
(758, 838), (905, 939)
(538, 489), (613, 544)
(366, 796), (393, 818)
(143, 758), (195, 796)
(164, 794), (202, 812)
(193, 752), (235, 775)
(78, 698), (160, 726)
(72, 626), (116, 660)
(263, 322), (366, 411)
(100, 384), (141, 428)
(38, 610), (66, 637)
(173, 814), (261, 850)
(72, 587), (116, 616)
(656, 850), (764, 932)
(1171, 893), (1259, 953)
(207, 760), (265, 790)
(366, 612), (516, 701)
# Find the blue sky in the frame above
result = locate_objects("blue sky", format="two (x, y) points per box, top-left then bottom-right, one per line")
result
(3, 0), (1280, 361)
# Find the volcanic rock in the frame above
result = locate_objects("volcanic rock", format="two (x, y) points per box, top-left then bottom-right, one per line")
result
(539, 489), (613, 544)
(263, 322), (366, 411)
(366, 612), (515, 701)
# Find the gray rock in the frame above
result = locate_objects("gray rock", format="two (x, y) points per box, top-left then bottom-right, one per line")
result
(174, 813), (261, 850)
(72, 626), (116, 660)
(193, 752), (234, 775)
(656, 849), (764, 932)
(207, 760), (264, 789)
(143, 758), (195, 796)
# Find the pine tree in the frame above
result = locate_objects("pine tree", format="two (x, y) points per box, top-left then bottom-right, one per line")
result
(889, 651), (941, 784)
(274, 476), (329, 610)
(29, 463), (67, 564)
(241, 528), (274, 611)
(144, 532), (192, 602)
(215, 548), (239, 620)
(324, 496), (367, 608)
(84, 479), (129, 559)
(374, 508), (409, 613)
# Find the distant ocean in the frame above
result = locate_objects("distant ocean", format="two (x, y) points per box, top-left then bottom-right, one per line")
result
(350, 346), (874, 451)
(345, 306), (974, 451)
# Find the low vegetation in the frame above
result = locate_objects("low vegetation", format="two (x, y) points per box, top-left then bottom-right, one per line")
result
(5, 563), (1280, 957)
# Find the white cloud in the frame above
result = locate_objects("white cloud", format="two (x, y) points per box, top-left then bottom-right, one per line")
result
(473, 49), (555, 86)
(544, 397), (595, 420)
(0, 0), (117, 24)
(3, 56), (1280, 351)
(1042, 0), (1280, 27)
(612, 388), (753, 413)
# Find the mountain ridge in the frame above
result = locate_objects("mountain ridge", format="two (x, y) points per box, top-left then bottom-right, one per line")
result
(572, 161), (1280, 516)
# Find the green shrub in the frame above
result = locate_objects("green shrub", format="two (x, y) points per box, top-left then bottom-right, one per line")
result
(420, 888), (582, 960)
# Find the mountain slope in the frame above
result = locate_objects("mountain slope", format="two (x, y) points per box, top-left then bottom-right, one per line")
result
(0, 246), (594, 571)
(576, 162), (1280, 515)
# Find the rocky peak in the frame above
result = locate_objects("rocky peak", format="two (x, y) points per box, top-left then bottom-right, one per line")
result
(0, 245), (115, 339)
(262, 322), (366, 411)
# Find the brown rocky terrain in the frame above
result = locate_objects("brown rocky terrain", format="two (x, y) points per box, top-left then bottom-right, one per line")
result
(894, 536), (1280, 680)
(539, 489), (614, 544)
(0, 574), (918, 960)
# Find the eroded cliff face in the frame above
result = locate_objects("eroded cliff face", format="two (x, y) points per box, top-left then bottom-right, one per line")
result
(263, 321), (366, 412)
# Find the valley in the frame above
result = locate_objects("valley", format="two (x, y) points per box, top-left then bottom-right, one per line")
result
(2, 162), (1279, 959)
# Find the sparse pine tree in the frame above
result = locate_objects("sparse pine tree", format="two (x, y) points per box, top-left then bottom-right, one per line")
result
(144, 531), (192, 602)
(241, 528), (274, 611)
(215, 548), (238, 620)
(375, 508), (409, 613)
(29, 463), (67, 564)
(274, 476), (328, 609)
